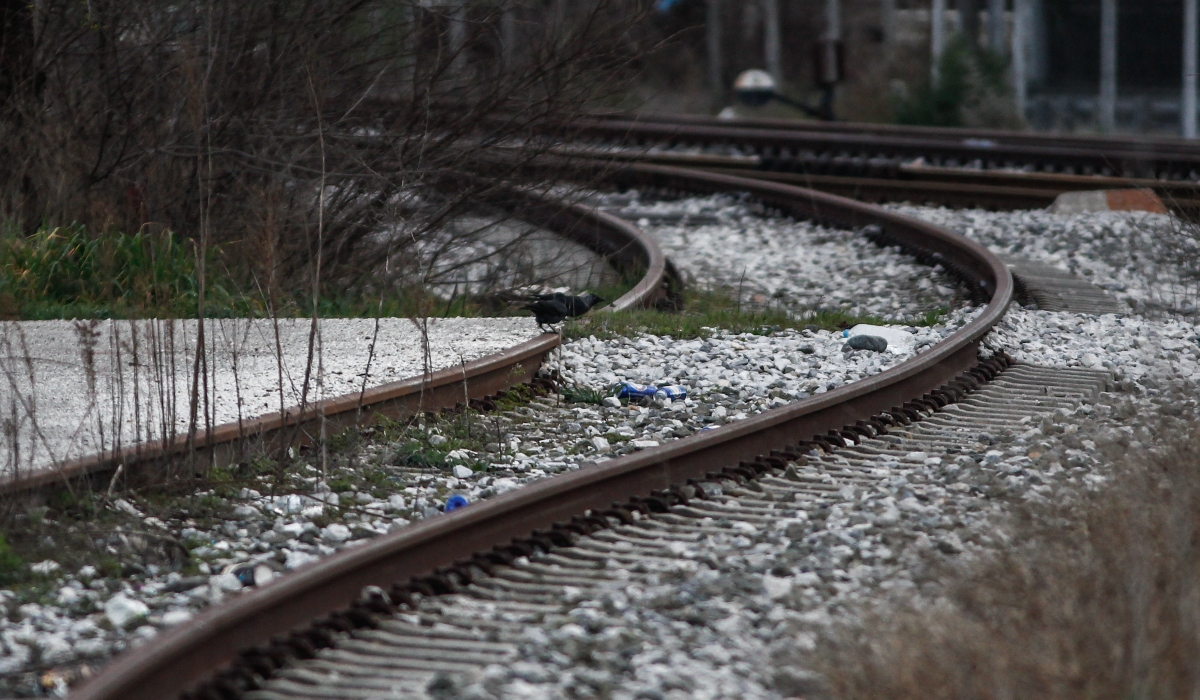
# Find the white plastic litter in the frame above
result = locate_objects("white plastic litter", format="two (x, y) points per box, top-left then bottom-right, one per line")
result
(845, 324), (915, 355)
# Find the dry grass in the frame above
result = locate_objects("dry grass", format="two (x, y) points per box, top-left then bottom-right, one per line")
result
(818, 421), (1200, 700)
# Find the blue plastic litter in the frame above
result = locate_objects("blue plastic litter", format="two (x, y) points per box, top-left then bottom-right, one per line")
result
(445, 495), (470, 512)
(617, 382), (659, 399)
(656, 385), (687, 400)
(232, 565), (256, 587)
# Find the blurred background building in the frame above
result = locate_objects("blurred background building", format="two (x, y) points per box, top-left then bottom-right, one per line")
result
(633, 0), (1198, 137)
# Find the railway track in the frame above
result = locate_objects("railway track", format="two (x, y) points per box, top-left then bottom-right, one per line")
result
(0, 192), (673, 499)
(70, 165), (1030, 700)
(564, 114), (1200, 214)
(233, 360), (1112, 700)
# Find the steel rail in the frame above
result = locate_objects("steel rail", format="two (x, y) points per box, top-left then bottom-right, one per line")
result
(0, 197), (669, 499)
(569, 117), (1200, 183)
(562, 119), (1200, 214)
(70, 165), (1012, 700)
(558, 143), (1200, 201)
(588, 110), (1200, 159)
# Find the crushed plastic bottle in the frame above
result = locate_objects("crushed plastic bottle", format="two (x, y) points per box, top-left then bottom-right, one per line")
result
(444, 494), (469, 512)
(656, 385), (687, 400)
(617, 383), (687, 400)
(617, 382), (659, 399)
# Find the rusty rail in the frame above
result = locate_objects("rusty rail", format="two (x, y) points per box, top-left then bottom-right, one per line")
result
(70, 165), (1011, 700)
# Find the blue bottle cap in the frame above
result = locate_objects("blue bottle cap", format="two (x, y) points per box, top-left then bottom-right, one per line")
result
(445, 495), (469, 512)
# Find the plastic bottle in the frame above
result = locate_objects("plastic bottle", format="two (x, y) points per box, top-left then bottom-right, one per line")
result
(617, 382), (659, 399)
(656, 385), (687, 400)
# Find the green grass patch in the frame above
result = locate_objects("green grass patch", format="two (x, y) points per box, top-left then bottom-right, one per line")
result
(0, 224), (259, 320)
(560, 384), (611, 405)
(0, 220), (640, 322)
(0, 533), (24, 586)
(565, 286), (947, 341)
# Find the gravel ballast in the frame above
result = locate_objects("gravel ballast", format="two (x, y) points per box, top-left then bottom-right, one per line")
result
(594, 191), (967, 319)
(887, 204), (1193, 316)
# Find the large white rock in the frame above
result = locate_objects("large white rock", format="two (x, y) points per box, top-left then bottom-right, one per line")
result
(321, 523), (352, 543)
(104, 594), (149, 628)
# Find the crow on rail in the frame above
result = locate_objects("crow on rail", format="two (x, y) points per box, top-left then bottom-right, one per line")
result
(522, 292), (603, 332)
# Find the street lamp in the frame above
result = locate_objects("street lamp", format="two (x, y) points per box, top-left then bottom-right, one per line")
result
(733, 69), (836, 121)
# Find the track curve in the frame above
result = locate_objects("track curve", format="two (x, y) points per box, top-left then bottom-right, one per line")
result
(0, 197), (670, 500)
(69, 168), (1011, 700)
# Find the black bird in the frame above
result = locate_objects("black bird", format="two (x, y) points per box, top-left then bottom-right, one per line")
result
(536, 292), (603, 317)
(523, 292), (603, 331)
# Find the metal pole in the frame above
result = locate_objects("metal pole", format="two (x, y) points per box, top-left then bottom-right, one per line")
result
(502, 7), (517, 70)
(1012, 0), (1027, 119)
(987, 0), (1005, 53)
(554, 0), (566, 28)
(882, 0), (895, 46)
(1099, 0), (1117, 132)
(931, 0), (946, 82)
(707, 0), (724, 99)
(825, 0), (841, 41)
(960, 0), (980, 49)
(450, 2), (467, 77)
(400, 2), (415, 92)
(763, 0), (782, 85)
(1185, 0), (1198, 138)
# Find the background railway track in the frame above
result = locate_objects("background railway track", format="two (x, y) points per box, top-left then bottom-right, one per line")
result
(564, 115), (1200, 214)
(70, 165), (1019, 700)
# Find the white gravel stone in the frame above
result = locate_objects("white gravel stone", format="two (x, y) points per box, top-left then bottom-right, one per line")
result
(160, 610), (193, 626)
(29, 561), (60, 576)
(595, 191), (966, 319)
(320, 523), (352, 543)
(103, 594), (149, 629)
(888, 204), (1191, 316)
(284, 550), (320, 570)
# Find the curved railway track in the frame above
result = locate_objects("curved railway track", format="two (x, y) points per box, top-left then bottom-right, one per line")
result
(70, 165), (1024, 700)
(565, 114), (1200, 214)
(0, 193), (673, 500)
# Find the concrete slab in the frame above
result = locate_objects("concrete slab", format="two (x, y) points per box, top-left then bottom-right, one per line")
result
(0, 317), (541, 479)
(1048, 188), (1167, 214)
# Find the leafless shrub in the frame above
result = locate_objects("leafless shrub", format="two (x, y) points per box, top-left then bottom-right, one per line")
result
(0, 0), (653, 302)
(1150, 209), (1200, 316)
(817, 420), (1200, 700)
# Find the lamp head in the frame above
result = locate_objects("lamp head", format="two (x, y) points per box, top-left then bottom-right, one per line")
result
(734, 69), (777, 107)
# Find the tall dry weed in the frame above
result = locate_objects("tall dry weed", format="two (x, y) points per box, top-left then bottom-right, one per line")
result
(818, 423), (1200, 700)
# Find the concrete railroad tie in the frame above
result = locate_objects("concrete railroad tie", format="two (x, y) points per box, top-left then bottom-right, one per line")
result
(1001, 255), (1126, 315)
(242, 363), (1111, 700)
